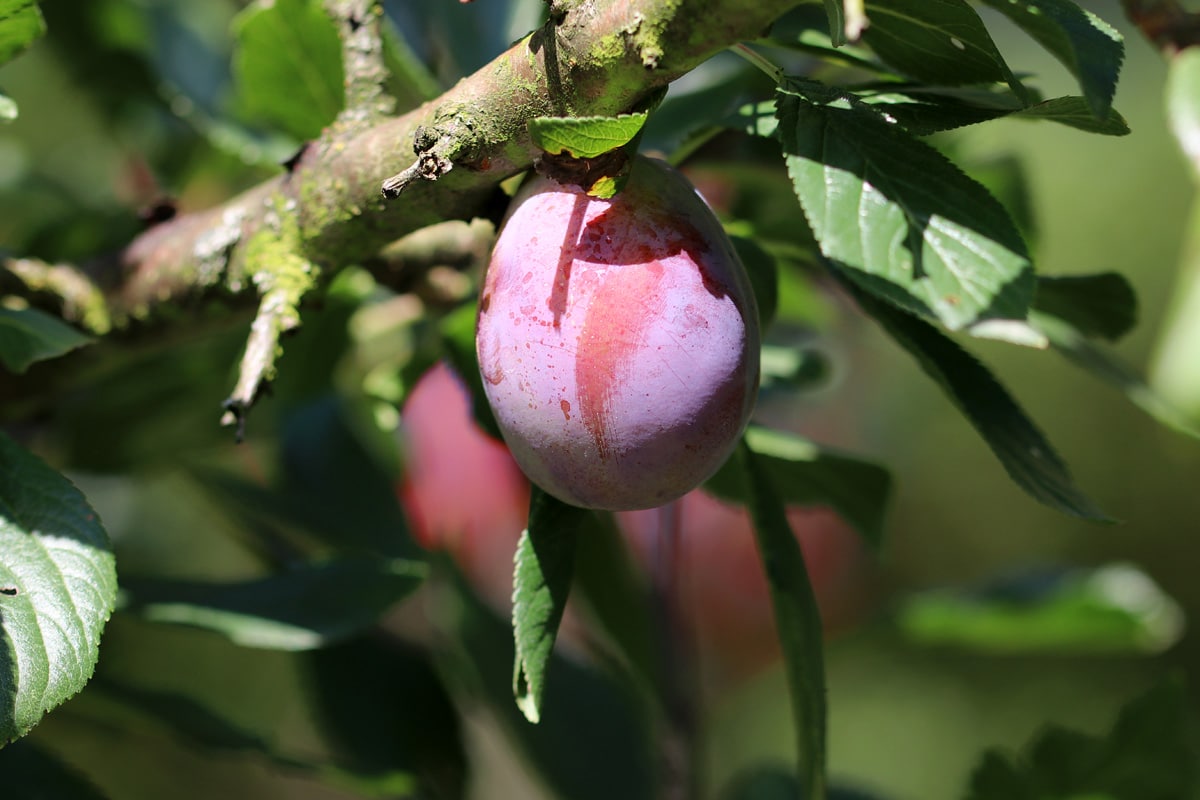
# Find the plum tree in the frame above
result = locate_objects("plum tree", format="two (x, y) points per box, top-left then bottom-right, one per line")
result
(4, 2), (1195, 798)
(476, 156), (761, 510)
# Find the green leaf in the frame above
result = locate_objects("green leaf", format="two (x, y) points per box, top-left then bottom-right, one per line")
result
(118, 556), (427, 650)
(856, 88), (1017, 135)
(976, 0), (1123, 120)
(966, 678), (1197, 800)
(232, 0), (344, 140)
(0, 740), (109, 798)
(0, 307), (93, 373)
(0, 91), (15, 122)
(528, 113), (650, 159)
(1034, 313), (1200, 440)
(90, 678), (420, 795)
(858, 90), (1129, 137)
(1167, 47), (1200, 178)
(706, 425), (891, 551)
(276, 396), (420, 558)
(844, 282), (1110, 520)
(721, 766), (891, 799)
(1012, 96), (1130, 136)
(861, 0), (1017, 89)
(777, 80), (1034, 330)
(380, 16), (442, 114)
(899, 563), (1184, 654)
(93, 679), (325, 772)
(305, 639), (466, 798)
(0, 0), (44, 66)
(0, 433), (118, 746)
(571, 514), (658, 695)
(440, 565), (655, 800)
(735, 441), (828, 799)
(1033, 272), (1137, 342)
(512, 489), (584, 723)
(761, 27), (896, 77)
(823, 0), (847, 46)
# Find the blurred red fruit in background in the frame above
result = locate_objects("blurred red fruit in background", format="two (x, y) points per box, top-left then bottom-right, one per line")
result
(397, 361), (531, 612)
(397, 361), (874, 682)
(618, 493), (872, 684)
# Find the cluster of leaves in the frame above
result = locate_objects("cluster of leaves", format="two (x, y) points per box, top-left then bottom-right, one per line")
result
(2, 1), (1199, 799)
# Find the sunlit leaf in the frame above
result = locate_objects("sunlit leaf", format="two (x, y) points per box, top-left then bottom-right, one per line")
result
(777, 79), (1034, 330)
(0, 433), (118, 746)
(0, 0), (44, 65)
(528, 114), (650, 159)
(232, 0), (343, 139)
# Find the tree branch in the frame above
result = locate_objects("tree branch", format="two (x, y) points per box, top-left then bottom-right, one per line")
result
(70, 0), (798, 322)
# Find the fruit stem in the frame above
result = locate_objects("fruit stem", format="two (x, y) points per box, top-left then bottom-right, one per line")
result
(652, 499), (700, 800)
(730, 43), (782, 83)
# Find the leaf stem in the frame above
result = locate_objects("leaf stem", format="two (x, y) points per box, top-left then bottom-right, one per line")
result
(731, 43), (782, 84)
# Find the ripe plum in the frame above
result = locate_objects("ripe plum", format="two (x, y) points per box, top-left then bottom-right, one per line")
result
(476, 156), (760, 510)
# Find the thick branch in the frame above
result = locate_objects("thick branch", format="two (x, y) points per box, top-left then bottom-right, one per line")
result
(91, 0), (800, 321)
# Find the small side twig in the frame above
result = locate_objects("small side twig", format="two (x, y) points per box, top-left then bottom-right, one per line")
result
(324, 0), (396, 129)
(219, 197), (319, 438)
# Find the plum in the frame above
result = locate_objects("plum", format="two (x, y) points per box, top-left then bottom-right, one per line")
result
(476, 156), (761, 510)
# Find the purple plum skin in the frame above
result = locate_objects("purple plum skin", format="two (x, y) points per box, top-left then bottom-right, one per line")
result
(475, 156), (761, 511)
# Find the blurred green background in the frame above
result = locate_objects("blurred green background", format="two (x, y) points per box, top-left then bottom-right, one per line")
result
(1, 1), (1198, 798)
